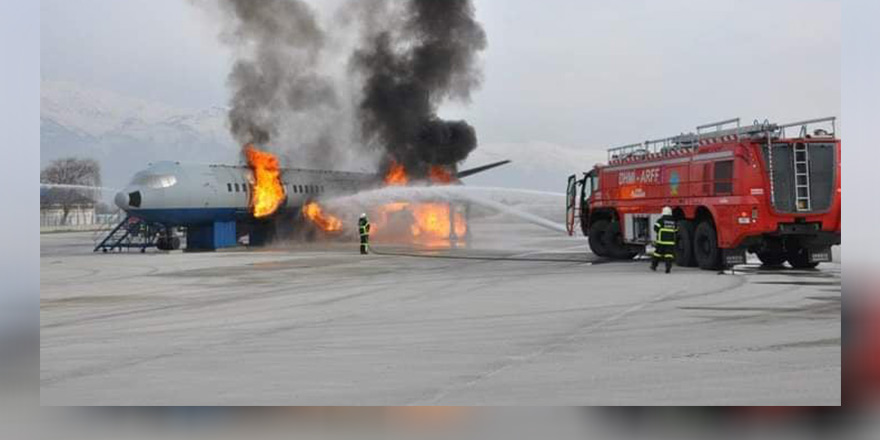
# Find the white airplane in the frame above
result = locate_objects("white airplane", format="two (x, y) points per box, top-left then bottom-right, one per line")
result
(111, 160), (510, 251)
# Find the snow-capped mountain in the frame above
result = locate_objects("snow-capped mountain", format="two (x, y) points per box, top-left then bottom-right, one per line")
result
(41, 81), (592, 193)
(41, 81), (237, 188)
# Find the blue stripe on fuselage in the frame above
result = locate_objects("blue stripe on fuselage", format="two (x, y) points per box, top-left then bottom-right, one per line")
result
(128, 208), (247, 225)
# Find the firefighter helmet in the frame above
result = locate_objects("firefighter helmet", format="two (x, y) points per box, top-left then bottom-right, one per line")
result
(662, 206), (673, 216)
(360, 213), (367, 219)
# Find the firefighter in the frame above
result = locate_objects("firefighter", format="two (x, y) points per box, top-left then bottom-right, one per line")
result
(358, 213), (371, 255)
(651, 206), (677, 274)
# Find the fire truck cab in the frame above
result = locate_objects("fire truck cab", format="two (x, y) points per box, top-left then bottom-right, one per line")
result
(566, 117), (841, 270)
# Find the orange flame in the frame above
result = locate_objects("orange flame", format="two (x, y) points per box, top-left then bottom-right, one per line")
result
(428, 165), (454, 184)
(245, 144), (285, 218)
(373, 163), (467, 246)
(373, 203), (467, 244)
(384, 161), (409, 186)
(303, 201), (343, 232)
(412, 203), (467, 238)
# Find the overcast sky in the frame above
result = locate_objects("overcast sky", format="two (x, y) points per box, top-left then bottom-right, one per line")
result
(41, 0), (840, 186)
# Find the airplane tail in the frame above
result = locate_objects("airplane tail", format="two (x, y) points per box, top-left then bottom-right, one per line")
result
(455, 160), (511, 179)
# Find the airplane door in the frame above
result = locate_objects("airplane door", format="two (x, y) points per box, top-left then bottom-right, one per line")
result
(202, 168), (218, 208)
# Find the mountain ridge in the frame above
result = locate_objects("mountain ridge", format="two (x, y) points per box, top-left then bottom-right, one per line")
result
(41, 80), (589, 192)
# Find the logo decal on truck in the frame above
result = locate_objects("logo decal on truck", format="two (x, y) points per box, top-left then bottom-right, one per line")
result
(669, 171), (681, 196)
(619, 168), (661, 185)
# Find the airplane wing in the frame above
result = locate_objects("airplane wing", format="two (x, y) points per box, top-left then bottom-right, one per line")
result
(455, 160), (511, 179)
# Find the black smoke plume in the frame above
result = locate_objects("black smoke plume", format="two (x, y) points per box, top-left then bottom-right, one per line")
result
(220, 0), (336, 147)
(352, 0), (487, 177)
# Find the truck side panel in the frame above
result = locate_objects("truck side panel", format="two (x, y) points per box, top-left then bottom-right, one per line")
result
(589, 140), (840, 251)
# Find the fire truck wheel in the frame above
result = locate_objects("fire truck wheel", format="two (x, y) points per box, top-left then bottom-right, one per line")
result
(606, 221), (637, 260)
(693, 221), (722, 270)
(675, 220), (697, 267)
(756, 251), (787, 267)
(588, 220), (610, 257)
(787, 247), (820, 269)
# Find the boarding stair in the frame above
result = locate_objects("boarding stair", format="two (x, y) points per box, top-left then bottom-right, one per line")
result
(93, 215), (165, 253)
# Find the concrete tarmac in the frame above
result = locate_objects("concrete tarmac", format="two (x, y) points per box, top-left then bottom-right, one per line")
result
(40, 220), (840, 405)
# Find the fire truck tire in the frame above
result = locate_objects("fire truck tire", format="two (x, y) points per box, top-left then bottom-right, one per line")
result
(588, 220), (610, 257)
(693, 221), (722, 270)
(756, 251), (787, 267)
(606, 221), (638, 260)
(675, 220), (697, 267)
(787, 247), (820, 269)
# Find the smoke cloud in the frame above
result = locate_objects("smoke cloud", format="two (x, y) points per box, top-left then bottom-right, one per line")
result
(219, 0), (336, 147)
(211, 0), (486, 175)
(352, 0), (487, 177)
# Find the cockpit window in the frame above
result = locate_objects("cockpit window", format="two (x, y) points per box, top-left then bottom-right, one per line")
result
(130, 172), (177, 189)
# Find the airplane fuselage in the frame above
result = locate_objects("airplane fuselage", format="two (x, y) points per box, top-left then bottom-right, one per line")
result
(114, 161), (375, 226)
(109, 159), (509, 250)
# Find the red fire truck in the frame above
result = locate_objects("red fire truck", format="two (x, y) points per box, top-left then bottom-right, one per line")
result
(566, 117), (841, 270)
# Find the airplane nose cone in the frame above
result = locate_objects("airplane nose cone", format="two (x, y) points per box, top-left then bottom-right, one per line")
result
(114, 191), (128, 209)
(115, 190), (142, 209)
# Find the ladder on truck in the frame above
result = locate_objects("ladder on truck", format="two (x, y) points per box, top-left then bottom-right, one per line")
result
(93, 216), (163, 253)
(794, 143), (812, 212)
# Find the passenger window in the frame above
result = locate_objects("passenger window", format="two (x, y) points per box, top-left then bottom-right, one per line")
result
(714, 160), (734, 195)
(227, 183), (232, 192)
(298, 185), (304, 194)
(234, 183), (240, 192)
